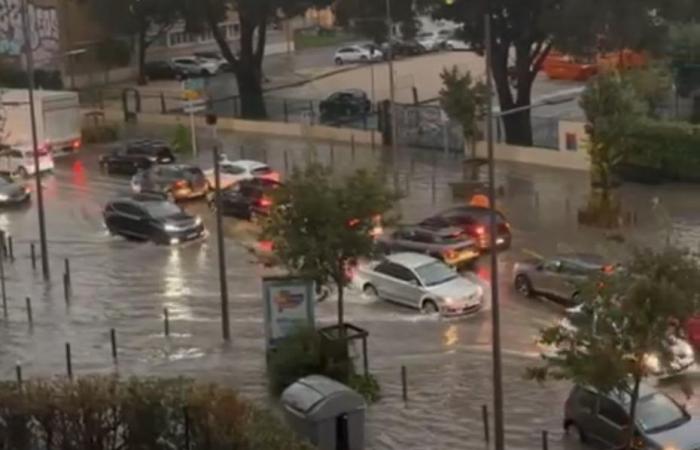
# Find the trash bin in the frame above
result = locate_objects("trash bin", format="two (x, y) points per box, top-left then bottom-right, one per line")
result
(281, 375), (366, 450)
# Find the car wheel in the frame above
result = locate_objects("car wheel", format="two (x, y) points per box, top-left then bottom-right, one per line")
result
(565, 422), (587, 443)
(421, 299), (439, 314)
(363, 284), (379, 300)
(16, 166), (28, 178)
(335, 57), (344, 66)
(515, 275), (533, 297)
(571, 292), (581, 304)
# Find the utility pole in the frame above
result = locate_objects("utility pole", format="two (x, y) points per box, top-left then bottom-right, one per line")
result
(484, 13), (505, 450)
(385, 0), (399, 190)
(209, 117), (230, 342)
(21, 0), (49, 280)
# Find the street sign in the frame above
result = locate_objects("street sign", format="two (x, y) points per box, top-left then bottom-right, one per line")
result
(263, 276), (315, 351)
(182, 99), (206, 114)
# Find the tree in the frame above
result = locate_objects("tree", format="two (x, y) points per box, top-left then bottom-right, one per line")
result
(90, 0), (181, 85)
(580, 72), (644, 212)
(528, 247), (700, 449)
(334, 0), (417, 43)
(439, 66), (489, 163)
(186, 0), (334, 119)
(624, 66), (673, 118)
(262, 163), (396, 327)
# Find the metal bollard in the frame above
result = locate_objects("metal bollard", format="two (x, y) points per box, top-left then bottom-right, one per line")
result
(30, 243), (36, 269)
(0, 230), (6, 259)
(482, 404), (490, 442)
(110, 328), (117, 362)
(25, 297), (32, 327)
(63, 273), (70, 304)
(15, 364), (22, 390)
(7, 236), (13, 261)
(164, 308), (170, 337)
(351, 135), (356, 160)
(184, 406), (191, 450)
(65, 342), (73, 380)
(64, 259), (71, 287)
(401, 365), (407, 402)
(541, 430), (549, 450)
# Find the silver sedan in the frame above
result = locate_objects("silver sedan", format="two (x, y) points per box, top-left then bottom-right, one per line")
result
(357, 252), (483, 316)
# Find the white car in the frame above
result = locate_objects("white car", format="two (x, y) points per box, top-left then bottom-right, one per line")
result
(334, 45), (384, 65)
(171, 56), (222, 76)
(203, 158), (279, 190)
(445, 38), (471, 51)
(0, 145), (54, 177)
(417, 31), (444, 51)
(539, 305), (696, 377)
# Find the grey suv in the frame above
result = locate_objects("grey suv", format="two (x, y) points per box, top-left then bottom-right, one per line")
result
(513, 254), (610, 306)
(376, 225), (479, 267)
(564, 384), (700, 449)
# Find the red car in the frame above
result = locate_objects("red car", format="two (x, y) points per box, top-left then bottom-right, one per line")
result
(685, 316), (700, 350)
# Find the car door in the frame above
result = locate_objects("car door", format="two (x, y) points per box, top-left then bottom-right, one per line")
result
(593, 396), (629, 449)
(119, 204), (149, 238)
(371, 261), (403, 302)
(531, 259), (564, 296)
(553, 261), (587, 302)
(378, 263), (423, 307)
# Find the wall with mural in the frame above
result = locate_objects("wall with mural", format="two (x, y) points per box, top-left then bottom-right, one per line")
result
(0, 0), (59, 67)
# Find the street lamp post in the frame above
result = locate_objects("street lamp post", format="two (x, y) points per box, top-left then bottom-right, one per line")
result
(385, 0), (399, 189)
(21, 0), (50, 280)
(484, 13), (505, 450)
(210, 121), (230, 342)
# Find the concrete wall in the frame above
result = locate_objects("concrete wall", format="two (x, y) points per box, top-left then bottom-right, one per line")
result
(473, 119), (591, 171)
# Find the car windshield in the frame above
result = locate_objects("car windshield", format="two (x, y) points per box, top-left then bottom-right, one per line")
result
(0, 176), (12, 186)
(222, 164), (246, 175)
(143, 201), (182, 219)
(415, 261), (458, 287)
(636, 393), (688, 433)
(251, 166), (272, 175)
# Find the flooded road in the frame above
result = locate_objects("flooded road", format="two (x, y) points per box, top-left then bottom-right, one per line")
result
(1, 126), (699, 449)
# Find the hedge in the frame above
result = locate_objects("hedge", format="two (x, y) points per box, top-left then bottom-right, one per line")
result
(0, 376), (312, 450)
(621, 120), (700, 183)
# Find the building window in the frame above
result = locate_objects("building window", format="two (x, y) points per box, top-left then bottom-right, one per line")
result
(565, 132), (578, 151)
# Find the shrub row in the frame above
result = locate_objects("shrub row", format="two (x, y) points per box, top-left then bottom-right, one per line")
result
(0, 376), (312, 450)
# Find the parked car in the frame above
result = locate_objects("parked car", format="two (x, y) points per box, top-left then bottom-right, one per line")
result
(209, 178), (281, 220)
(333, 45), (383, 65)
(203, 158), (279, 191)
(416, 30), (449, 51)
(103, 194), (205, 245)
(420, 206), (511, 250)
(0, 145), (54, 178)
(194, 51), (226, 64)
(0, 175), (30, 206)
(122, 139), (176, 164)
(380, 39), (426, 58)
(171, 56), (221, 76)
(445, 34), (471, 51)
(376, 225), (479, 267)
(513, 253), (612, 306)
(131, 165), (208, 201)
(564, 383), (700, 448)
(358, 252), (484, 316)
(543, 304), (695, 377)
(320, 89), (371, 121)
(144, 61), (185, 80)
(99, 149), (154, 176)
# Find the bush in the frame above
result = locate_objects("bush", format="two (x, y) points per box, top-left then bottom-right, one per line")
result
(171, 123), (192, 154)
(267, 327), (381, 403)
(0, 376), (312, 450)
(622, 120), (700, 183)
(82, 124), (120, 143)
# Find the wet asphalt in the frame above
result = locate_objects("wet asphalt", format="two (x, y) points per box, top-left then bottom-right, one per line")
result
(1, 125), (700, 449)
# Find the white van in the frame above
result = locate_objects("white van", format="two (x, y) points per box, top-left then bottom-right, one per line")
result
(0, 145), (54, 177)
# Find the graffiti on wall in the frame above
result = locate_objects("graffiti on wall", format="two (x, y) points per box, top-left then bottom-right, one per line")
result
(0, 0), (59, 66)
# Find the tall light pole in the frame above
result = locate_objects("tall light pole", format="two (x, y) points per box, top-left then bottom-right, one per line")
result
(385, 0), (399, 189)
(21, 0), (50, 280)
(484, 13), (505, 450)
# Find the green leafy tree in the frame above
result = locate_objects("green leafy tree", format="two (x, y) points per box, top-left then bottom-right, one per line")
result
(624, 66), (673, 117)
(439, 66), (488, 162)
(262, 163), (396, 327)
(89, 0), (182, 85)
(580, 72), (644, 204)
(184, 0), (334, 119)
(334, 0), (416, 44)
(528, 247), (700, 449)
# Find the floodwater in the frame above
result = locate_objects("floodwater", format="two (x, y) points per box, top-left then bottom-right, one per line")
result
(1, 125), (699, 449)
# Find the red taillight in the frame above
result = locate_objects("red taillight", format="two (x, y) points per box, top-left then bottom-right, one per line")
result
(259, 197), (272, 208)
(474, 225), (486, 236)
(602, 265), (615, 274)
(258, 240), (274, 252)
(173, 180), (187, 189)
(72, 139), (81, 149)
(347, 218), (360, 228)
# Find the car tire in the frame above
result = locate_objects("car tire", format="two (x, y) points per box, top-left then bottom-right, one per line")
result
(335, 57), (343, 66)
(421, 299), (439, 314)
(565, 422), (587, 443)
(16, 166), (28, 178)
(363, 284), (379, 300)
(515, 275), (533, 297)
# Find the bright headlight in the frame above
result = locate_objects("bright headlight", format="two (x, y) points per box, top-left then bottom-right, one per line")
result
(0, 194), (9, 201)
(644, 354), (660, 372)
(164, 223), (180, 232)
(194, 216), (202, 227)
(443, 297), (455, 305)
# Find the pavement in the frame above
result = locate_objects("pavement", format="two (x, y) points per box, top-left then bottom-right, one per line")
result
(1, 126), (700, 449)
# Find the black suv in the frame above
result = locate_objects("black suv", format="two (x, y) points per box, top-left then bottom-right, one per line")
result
(145, 61), (185, 81)
(100, 140), (175, 175)
(103, 194), (205, 245)
(210, 178), (281, 220)
(319, 90), (371, 121)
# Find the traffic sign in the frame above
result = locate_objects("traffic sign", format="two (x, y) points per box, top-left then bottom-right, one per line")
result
(182, 99), (206, 114)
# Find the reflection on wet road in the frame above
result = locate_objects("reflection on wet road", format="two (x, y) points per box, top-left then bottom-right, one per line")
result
(1, 129), (699, 449)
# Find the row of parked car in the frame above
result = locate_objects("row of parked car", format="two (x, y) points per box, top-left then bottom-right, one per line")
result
(144, 52), (229, 81)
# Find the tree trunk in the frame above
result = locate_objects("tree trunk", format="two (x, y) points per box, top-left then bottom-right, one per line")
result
(137, 28), (148, 86)
(235, 65), (266, 119)
(336, 279), (344, 329)
(626, 373), (643, 449)
(501, 109), (532, 146)
(490, 46), (535, 146)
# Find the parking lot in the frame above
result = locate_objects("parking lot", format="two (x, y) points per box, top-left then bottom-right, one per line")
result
(1, 126), (700, 449)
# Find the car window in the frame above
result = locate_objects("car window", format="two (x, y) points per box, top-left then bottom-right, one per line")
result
(222, 164), (246, 175)
(561, 261), (592, 276)
(415, 261), (458, 287)
(120, 204), (145, 218)
(412, 231), (435, 244)
(143, 201), (181, 219)
(598, 397), (629, 428)
(575, 388), (598, 413)
(251, 166), (272, 176)
(393, 229), (414, 240)
(543, 259), (562, 272)
(375, 262), (415, 283)
(636, 393), (688, 433)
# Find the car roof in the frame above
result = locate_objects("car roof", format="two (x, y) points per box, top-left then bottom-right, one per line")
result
(577, 383), (658, 406)
(557, 253), (605, 268)
(399, 225), (464, 236)
(226, 159), (268, 170)
(111, 193), (169, 205)
(385, 252), (438, 269)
